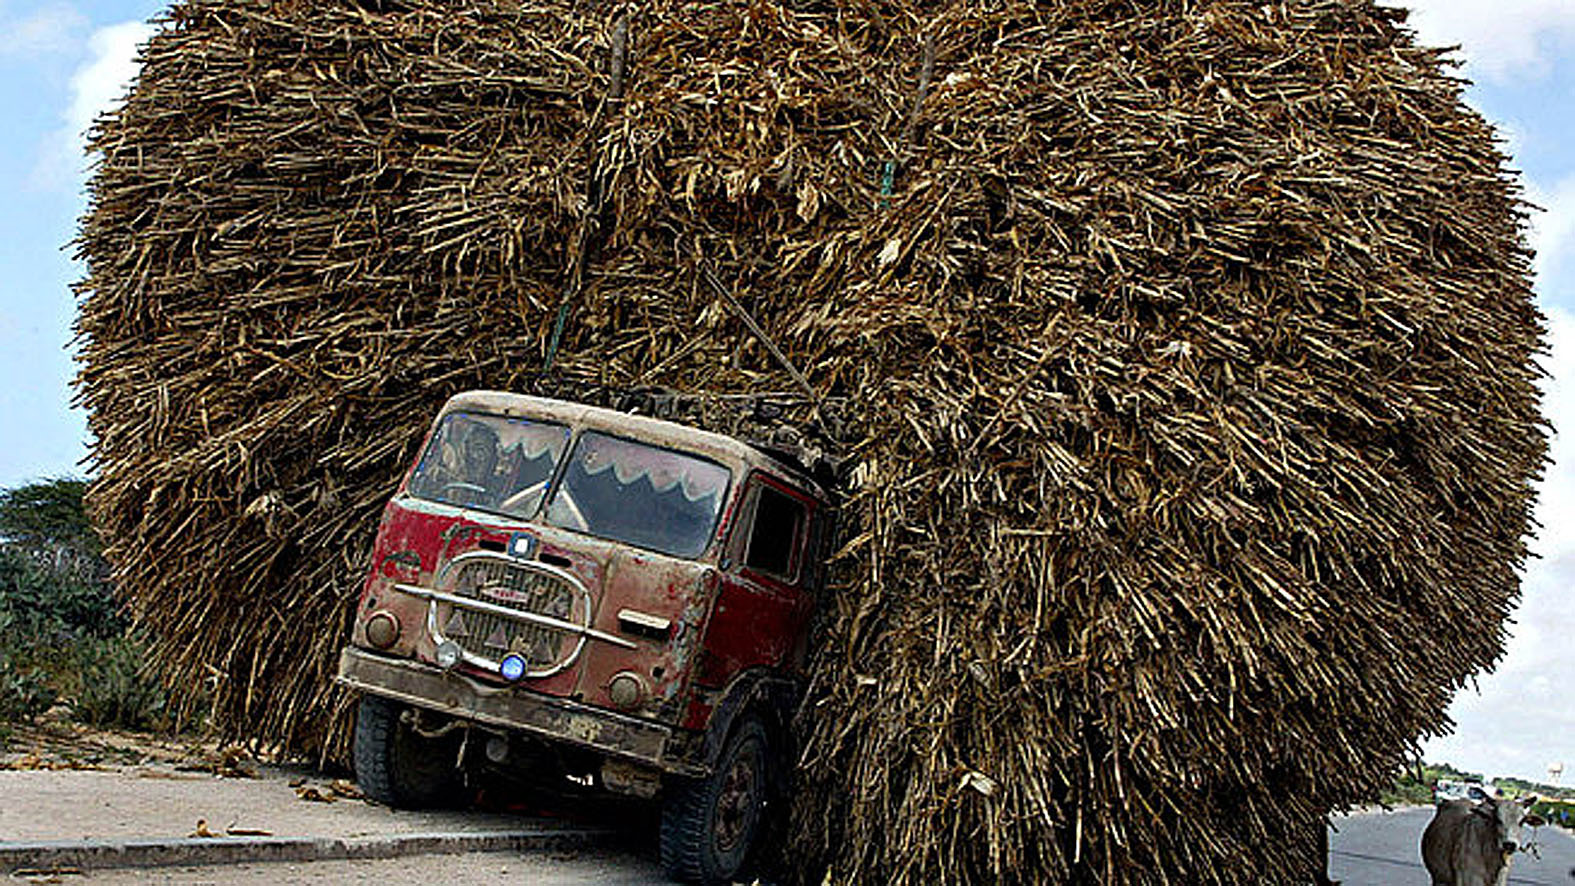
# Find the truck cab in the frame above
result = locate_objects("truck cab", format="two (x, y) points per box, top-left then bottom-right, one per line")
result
(336, 391), (831, 884)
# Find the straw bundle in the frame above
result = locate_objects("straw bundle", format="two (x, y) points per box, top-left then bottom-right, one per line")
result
(76, 0), (1545, 882)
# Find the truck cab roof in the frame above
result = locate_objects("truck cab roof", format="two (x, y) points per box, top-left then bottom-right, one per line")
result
(438, 390), (829, 503)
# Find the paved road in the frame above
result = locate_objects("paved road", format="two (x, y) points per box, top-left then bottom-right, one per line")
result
(1330, 807), (1575, 886)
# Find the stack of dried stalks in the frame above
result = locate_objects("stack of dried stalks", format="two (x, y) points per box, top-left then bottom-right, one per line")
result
(75, 1), (1545, 882)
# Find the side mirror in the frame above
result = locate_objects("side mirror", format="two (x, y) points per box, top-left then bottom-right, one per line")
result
(1469, 786), (1491, 802)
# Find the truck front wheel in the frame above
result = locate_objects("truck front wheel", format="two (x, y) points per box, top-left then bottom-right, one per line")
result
(352, 694), (462, 809)
(660, 718), (769, 885)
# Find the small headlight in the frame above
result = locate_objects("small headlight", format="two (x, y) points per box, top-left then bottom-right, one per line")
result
(434, 640), (463, 670)
(608, 672), (646, 709)
(499, 653), (527, 682)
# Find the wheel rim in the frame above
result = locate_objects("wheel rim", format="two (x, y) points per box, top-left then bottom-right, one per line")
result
(714, 742), (760, 853)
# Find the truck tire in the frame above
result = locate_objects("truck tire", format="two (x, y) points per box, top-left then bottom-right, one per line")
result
(660, 718), (769, 885)
(352, 694), (462, 809)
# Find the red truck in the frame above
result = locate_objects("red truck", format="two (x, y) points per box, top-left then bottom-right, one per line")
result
(336, 391), (832, 884)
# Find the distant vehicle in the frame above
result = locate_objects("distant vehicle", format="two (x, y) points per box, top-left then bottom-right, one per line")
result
(1434, 779), (1492, 803)
(337, 391), (834, 886)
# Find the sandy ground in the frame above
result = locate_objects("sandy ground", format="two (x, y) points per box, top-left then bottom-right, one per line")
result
(0, 721), (575, 843)
(15, 852), (667, 885)
(0, 766), (575, 843)
(1, 721), (668, 885)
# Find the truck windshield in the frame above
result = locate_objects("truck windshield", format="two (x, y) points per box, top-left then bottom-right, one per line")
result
(407, 412), (570, 519)
(544, 432), (731, 558)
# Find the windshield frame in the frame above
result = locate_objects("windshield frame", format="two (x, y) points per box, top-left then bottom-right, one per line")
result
(540, 429), (735, 560)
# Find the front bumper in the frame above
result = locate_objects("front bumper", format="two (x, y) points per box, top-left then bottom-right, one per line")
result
(336, 647), (704, 777)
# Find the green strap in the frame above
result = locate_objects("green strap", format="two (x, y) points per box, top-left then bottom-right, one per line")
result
(543, 296), (572, 371)
(881, 34), (934, 211)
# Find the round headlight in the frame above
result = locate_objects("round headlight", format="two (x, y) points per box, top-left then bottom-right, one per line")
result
(364, 611), (400, 649)
(608, 672), (646, 709)
(499, 653), (528, 682)
(434, 640), (463, 670)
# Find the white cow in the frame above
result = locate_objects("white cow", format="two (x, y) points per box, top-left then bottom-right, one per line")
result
(1420, 790), (1544, 886)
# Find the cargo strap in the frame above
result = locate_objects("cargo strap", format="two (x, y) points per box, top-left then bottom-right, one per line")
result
(880, 33), (935, 206)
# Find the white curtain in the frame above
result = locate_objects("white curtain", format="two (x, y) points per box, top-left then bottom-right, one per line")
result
(579, 435), (727, 502)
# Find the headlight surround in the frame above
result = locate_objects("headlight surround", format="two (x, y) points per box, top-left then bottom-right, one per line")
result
(434, 640), (463, 670)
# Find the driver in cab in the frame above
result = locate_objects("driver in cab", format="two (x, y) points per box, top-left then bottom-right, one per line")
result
(431, 418), (504, 508)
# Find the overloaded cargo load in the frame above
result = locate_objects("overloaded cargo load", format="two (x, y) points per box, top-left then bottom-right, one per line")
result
(74, 0), (1546, 883)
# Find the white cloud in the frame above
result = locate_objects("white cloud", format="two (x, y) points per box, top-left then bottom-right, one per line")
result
(0, 3), (85, 56)
(65, 21), (152, 149)
(1423, 306), (1575, 781)
(32, 18), (152, 190)
(1526, 305), (1575, 557)
(1528, 177), (1575, 301)
(1401, 0), (1575, 81)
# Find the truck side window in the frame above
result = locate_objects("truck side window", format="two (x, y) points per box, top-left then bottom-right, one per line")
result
(744, 484), (805, 580)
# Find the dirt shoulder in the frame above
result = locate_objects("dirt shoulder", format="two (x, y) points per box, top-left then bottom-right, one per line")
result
(0, 722), (599, 845)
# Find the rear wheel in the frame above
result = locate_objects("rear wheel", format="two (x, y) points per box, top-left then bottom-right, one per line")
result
(353, 694), (463, 809)
(660, 718), (769, 885)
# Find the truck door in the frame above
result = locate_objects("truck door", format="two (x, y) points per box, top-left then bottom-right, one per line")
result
(695, 472), (817, 687)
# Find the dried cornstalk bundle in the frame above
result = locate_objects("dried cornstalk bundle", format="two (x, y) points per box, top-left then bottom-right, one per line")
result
(75, 0), (1545, 883)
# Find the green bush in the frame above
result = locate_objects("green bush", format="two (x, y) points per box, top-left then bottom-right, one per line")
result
(0, 605), (58, 732)
(65, 633), (168, 731)
(1380, 762), (1494, 807)
(0, 546), (122, 643)
(0, 477), (122, 644)
(0, 652), (57, 724)
(0, 479), (171, 736)
(1537, 803), (1575, 830)
(1380, 769), (1434, 806)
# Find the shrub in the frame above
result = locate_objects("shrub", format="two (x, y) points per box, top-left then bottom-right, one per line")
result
(0, 546), (122, 644)
(1380, 769), (1433, 807)
(0, 651), (57, 724)
(65, 633), (168, 732)
(0, 479), (169, 738)
(1539, 803), (1575, 830)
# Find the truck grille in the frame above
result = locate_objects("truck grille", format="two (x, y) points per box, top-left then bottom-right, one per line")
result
(431, 553), (591, 678)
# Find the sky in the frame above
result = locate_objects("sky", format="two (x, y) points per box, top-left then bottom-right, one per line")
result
(0, 0), (158, 486)
(0, 2), (1570, 784)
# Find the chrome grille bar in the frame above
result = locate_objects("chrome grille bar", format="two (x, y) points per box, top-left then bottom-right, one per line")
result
(394, 583), (635, 650)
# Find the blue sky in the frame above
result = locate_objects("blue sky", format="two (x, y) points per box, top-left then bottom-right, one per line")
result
(0, 0), (158, 488)
(0, 2), (1571, 784)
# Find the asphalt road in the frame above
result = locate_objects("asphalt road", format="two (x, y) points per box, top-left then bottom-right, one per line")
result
(1330, 807), (1575, 886)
